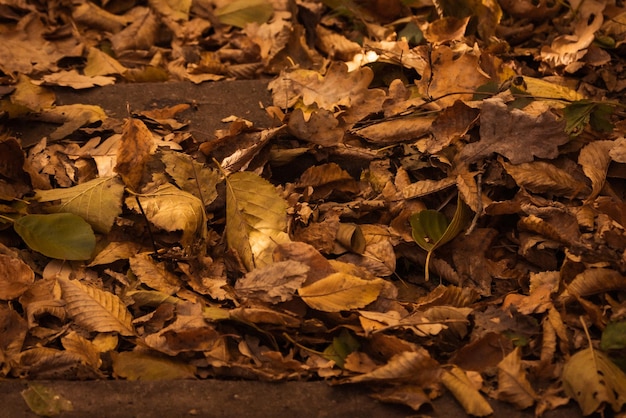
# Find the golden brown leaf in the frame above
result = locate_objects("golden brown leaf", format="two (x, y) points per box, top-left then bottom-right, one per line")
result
(114, 117), (156, 192)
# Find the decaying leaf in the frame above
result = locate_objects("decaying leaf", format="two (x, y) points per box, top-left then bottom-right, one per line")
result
(115, 117), (157, 192)
(21, 383), (73, 416)
(495, 347), (537, 409)
(562, 347), (626, 415)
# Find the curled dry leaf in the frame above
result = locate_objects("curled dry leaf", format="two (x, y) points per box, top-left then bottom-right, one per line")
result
(0, 254), (34, 300)
(441, 365), (493, 416)
(234, 260), (309, 304)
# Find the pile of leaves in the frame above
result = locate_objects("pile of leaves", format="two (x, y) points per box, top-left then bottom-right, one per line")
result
(1, 0), (626, 416)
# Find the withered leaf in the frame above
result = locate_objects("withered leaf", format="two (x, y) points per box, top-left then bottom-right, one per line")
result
(235, 260), (309, 303)
(58, 277), (135, 336)
(112, 351), (196, 380)
(461, 98), (570, 164)
(115, 117), (156, 192)
(0, 254), (34, 300)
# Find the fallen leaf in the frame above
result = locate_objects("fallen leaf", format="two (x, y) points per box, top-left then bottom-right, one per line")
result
(298, 272), (385, 312)
(14, 213), (96, 261)
(115, 117), (157, 192)
(235, 260), (309, 303)
(441, 365), (493, 416)
(58, 277), (135, 336)
(112, 351), (196, 380)
(0, 254), (34, 300)
(21, 383), (73, 416)
(35, 176), (124, 234)
(225, 171), (290, 271)
(562, 347), (626, 415)
(496, 347), (537, 409)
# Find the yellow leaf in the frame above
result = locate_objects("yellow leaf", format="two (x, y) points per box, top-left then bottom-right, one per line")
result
(563, 347), (626, 415)
(127, 183), (206, 247)
(112, 351), (196, 380)
(441, 365), (493, 416)
(496, 347), (537, 409)
(58, 277), (135, 336)
(298, 273), (385, 312)
(225, 171), (290, 271)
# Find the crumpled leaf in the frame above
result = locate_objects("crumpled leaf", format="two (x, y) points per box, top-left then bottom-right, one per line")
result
(460, 98), (570, 164)
(110, 8), (159, 54)
(41, 104), (108, 141)
(126, 183), (206, 247)
(495, 347), (537, 409)
(115, 117), (156, 192)
(235, 260), (309, 303)
(112, 351), (196, 380)
(14, 213), (96, 261)
(441, 365), (493, 416)
(129, 253), (183, 295)
(298, 273), (385, 312)
(225, 171), (290, 271)
(58, 277), (135, 336)
(562, 347), (626, 415)
(35, 176), (124, 234)
(0, 254), (34, 300)
(21, 383), (73, 416)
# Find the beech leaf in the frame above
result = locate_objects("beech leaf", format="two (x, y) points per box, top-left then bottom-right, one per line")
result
(298, 273), (385, 312)
(562, 347), (626, 415)
(441, 366), (493, 416)
(35, 176), (125, 233)
(58, 277), (135, 336)
(14, 213), (96, 261)
(225, 171), (290, 271)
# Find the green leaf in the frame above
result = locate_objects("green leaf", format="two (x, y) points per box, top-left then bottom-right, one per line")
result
(323, 329), (360, 368)
(14, 213), (96, 260)
(601, 321), (626, 351)
(563, 100), (614, 136)
(409, 195), (471, 281)
(21, 383), (73, 416)
(35, 176), (125, 234)
(214, 0), (273, 28)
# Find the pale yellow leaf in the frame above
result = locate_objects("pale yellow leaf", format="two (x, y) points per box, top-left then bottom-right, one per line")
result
(36, 176), (125, 234)
(58, 277), (135, 336)
(441, 365), (493, 416)
(84, 47), (127, 77)
(39, 69), (115, 89)
(563, 347), (626, 415)
(127, 183), (206, 247)
(226, 171), (290, 271)
(298, 273), (385, 312)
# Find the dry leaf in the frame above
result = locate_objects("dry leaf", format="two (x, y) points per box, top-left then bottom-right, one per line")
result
(298, 273), (385, 312)
(58, 277), (135, 336)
